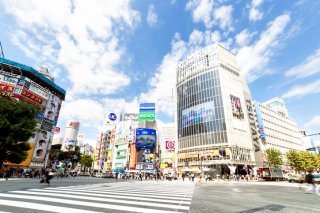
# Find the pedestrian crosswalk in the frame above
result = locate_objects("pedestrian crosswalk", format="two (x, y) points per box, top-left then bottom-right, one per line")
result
(0, 181), (195, 213)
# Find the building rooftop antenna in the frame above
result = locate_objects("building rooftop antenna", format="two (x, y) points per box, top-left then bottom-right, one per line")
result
(0, 41), (4, 58)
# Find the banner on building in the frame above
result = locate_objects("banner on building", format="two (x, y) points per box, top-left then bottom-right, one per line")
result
(165, 140), (175, 150)
(139, 103), (155, 121)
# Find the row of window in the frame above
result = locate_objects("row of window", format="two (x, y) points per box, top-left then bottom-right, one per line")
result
(178, 132), (228, 149)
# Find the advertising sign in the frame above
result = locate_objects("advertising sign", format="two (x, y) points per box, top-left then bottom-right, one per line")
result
(129, 144), (136, 169)
(64, 138), (76, 146)
(136, 128), (156, 149)
(230, 95), (244, 120)
(139, 103), (155, 111)
(32, 130), (52, 162)
(138, 111), (155, 121)
(55, 126), (61, 134)
(146, 164), (154, 170)
(108, 113), (117, 121)
(182, 101), (215, 128)
(120, 113), (139, 121)
(44, 93), (62, 126)
(165, 140), (175, 150)
(136, 164), (143, 170)
(255, 103), (266, 139)
(139, 103), (155, 121)
(40, 118), (54, 132)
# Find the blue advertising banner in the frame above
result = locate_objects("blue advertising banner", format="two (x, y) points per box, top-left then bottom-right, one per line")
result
(136, 128), (156, 149)
(254, 103), (266, 138)
(182, 101), (215, 128)
(139, 103), (155, 112)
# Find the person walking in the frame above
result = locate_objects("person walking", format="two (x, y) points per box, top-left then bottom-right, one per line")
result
(139, 172), (143, 181)
(305, 170), (318, 194)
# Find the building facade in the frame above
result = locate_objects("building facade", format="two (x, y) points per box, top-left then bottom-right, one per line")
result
(176, 44), (256, 176)
(254, 98), (305, 163)
(0, 58), (66, 168)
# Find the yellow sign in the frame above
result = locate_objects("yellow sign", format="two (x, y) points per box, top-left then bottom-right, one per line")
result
(160, 164), (168, 169)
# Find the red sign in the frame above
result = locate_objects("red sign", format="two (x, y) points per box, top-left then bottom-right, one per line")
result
(0, 83), (14, 92)
(165, 140), (175, 150)
(55, 127), (61, 134)
(21, 88), (43, 104)
(68, 121), (80, 129)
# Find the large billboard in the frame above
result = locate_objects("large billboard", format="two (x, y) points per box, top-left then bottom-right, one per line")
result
(32, 130), (52, 162)
(230, 95), (244, 119)
(135, 128), (156, 149)
(182, 101), (215, 128)
(139, 103), (155, 121)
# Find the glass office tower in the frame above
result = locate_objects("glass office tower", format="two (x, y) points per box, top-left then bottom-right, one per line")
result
(176, 44), (257, 176)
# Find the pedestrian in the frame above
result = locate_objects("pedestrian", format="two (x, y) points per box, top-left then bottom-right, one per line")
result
(305, 170), (318, 194)
(191, 173), (195, 182)
(182, 174), (185, 181)
(3, 170), (10, 181)
(139, 172), (143, 181)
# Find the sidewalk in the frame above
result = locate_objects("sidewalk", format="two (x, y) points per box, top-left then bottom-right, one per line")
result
(0, 178), (21, 182)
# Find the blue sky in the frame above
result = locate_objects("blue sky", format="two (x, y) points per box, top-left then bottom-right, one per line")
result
(0, 0), (320, 146)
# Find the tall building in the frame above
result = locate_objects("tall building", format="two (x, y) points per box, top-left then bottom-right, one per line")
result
(254, 98), (305, 163)
(0, 58), (66, 168)
(176, 44), (256, 176)
(160, 127), (177, 174)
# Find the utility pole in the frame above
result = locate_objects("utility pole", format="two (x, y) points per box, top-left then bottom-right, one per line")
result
(0, 41), (4, 58)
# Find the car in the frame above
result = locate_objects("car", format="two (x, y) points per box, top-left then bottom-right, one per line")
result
(287, 174), (305, 183)
(94, 173), (103, 178)
(313, 174), (320, 184)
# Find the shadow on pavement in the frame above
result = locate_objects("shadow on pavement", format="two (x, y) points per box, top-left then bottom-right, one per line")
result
(238, 204), (285, 213)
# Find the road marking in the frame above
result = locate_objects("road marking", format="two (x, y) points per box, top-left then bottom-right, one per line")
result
(29, 189), (191, 204)
(47, 187), (194, 198)
(0, 199), (102, 213)
(232, 188), (241, 192)
(0, 193), (184, 213)
(9, 191), (190, 210)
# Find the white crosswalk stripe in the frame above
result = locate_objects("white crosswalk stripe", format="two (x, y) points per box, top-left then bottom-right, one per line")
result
(0, 181), (195, 213)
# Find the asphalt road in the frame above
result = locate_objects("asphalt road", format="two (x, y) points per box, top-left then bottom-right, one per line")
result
(0, 178), (319, 213)
(190, 181), (320, 213)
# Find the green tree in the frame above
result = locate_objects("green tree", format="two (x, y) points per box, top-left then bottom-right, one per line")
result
(79, 155), (93, 169)
(0, 97), (39, 167)
(286, 150), (304, 172)
(265, 148), (283, 168)
(300, 151), (318, 171)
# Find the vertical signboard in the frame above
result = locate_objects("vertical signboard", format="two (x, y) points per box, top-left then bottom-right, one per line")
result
(244, 97), (264, 167)
(138, 103), (155, 121)
(129, 144), (136, 169)
(254, 103), (266, 139)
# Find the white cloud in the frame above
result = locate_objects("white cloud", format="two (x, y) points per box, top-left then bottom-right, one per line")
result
(186, 1), (234, 32)
(140, 34), (188, 116)
(189, 30), (204, 47)
(2, 0), (140, 96)
(304, 115), (320, 132)
(214, 5), (234, 31)
(59, 98), (105, 130)
(284, 48), (320, 79)
(235, 29), (255, 46)
(282, 80), (320, 99)
(236, 13), (291, 82)
(147, 4), (158, 27)
(186, 0), (215, 28)
(249, 0), (264, 21)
